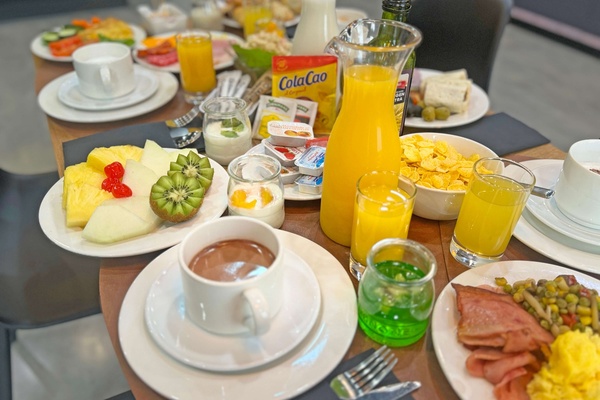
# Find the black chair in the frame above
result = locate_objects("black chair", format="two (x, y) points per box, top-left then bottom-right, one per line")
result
(0, 168), (102, 400)
(408, 0), (513, 92)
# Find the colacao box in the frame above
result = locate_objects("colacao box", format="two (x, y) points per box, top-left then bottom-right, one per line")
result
(267, 121), (314, 147)
(294, 145), (325, 176)
(262, 139), (305, 167)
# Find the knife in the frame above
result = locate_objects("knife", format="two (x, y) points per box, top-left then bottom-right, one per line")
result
(354, 381), (421, 400)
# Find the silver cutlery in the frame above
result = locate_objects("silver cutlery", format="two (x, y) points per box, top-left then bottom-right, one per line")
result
(165, 104), (202, 128)
(353, 381), (421, 400)
(330, 346), (398, 400)
(531, 186), (555, 199)
(170, 127), (203, 149)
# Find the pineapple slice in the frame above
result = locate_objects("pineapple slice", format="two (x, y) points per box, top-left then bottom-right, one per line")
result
(65, 183), (113, 228)
(62, 162), (105, 209)
(86, 145), (143, 172)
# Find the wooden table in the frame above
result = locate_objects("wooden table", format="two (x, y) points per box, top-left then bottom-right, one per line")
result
(34, 52), (580, 400)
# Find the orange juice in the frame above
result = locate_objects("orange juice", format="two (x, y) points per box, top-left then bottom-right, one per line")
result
(320, 65), (402, 246)
(243, 5), (272, 37)
(351, 182), (415, 267)
(176, 31), (216, 100)
(454, 175), (530, 256)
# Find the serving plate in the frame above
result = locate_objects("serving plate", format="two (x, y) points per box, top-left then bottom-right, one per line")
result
(38, 156), (228, 258)
(431, 260), (600, 400)
(405, 68), (490, 129)
(30, 24), (146, 62)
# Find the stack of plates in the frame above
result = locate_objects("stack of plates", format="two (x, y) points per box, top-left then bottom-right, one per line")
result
(511, 159), (600, 273)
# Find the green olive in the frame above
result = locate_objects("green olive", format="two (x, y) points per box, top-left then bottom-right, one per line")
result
(422, 106), (435, 122)
(434, 107), (450, 120)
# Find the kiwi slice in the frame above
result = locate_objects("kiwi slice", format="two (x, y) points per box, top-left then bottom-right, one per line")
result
(168, 151), (214, 189)
(149, 172), (205, 223)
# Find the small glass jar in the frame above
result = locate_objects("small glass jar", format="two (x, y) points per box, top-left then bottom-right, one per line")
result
(191, 0), (224, 31)
(227, 154), (285, 228)
(201, 97), (253, 165)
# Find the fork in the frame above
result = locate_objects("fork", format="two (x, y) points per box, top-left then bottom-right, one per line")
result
(330, 346), (399, 400)
(164, 88), (218, 128)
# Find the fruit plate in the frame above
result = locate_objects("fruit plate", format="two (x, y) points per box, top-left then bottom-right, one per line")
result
(38, 157), (228, 258)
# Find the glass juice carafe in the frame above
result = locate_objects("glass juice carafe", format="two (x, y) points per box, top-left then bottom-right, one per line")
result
(319, 19), (421, 246)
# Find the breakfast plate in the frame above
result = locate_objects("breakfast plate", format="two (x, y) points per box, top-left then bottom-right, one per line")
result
(222, 15), (300, 29)
(38, 157), (228, 258)
(119, 230), (357, 399)
(144, 248), (321, 372)
(524, 159), (600, 246)
(405, 68), (490, 129)
(431, 260), (600, 400)
(57, 65), (159, 111)
(132, 31), (244, 73)
(30, 24), (146, 62)
(246, 143), (321, 201)
(38, 70), (178, 123)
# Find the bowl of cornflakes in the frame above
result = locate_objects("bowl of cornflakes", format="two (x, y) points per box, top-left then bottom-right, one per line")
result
(400, 132), (498, 220)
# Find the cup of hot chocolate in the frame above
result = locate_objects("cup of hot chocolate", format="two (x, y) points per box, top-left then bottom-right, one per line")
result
(554, 139), (600, 229)
(178, 216), (284, 335)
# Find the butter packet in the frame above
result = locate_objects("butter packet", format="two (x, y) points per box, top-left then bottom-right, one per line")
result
(252, 95), (297, 139)
(272, 55), (338, 135)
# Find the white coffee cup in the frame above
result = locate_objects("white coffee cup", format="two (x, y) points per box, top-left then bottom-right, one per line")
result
(178, 216), (284, 335)
(554, 139), (600, 229)
(72, 42), (135, 99)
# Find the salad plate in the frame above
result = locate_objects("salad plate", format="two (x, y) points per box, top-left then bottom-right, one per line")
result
(524, 159), (600, 246)
(38, 156), (228, 258)
(119, 230), (357, 399)
(133, 31), (244, 73)
(431, 260), (600, 400)
(38, 70), (178, 123)
(57, 65), (159, 111)
(30, 24), (146, 62)
(405, 68), (490, 129)
(144, 248), (321, 372)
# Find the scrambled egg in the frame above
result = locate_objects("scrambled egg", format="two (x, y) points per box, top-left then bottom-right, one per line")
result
(527, 330), (600, 399)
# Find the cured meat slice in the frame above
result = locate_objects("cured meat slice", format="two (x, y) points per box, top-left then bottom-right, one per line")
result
(146, 51), (178, 67)
(493, 370), (532, 400)
(452, 283), (554, 352)
(483, 351), (538, 384)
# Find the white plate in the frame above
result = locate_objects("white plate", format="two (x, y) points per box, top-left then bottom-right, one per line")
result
(119, 230), (357, 399)
(30, 24), (146, 62)
(144, 248), (321, 372)
(57, 65), (159, 111)
(336, 7), (368, 31)
(38, 70), (178, 123)
(405, 68), (490, 129)
(133, 31), (244, 73)
(246, 143), (321, 201)
(431, 260), (600, 400)
(524, 160), (600, 246)
(38, 157), (228, 258)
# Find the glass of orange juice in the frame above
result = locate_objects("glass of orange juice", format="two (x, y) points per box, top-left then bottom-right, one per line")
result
(242, 0), (273, 38)
(350, 171), (417, 280)
(176, 30), (217, 104)
(450, 158), (536, 268)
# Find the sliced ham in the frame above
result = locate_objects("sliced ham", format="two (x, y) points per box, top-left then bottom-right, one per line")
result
(483, 351), (538, 384)
(493, 370), (532, 400)
(146, 51), (178, 67)
(466, 348), (514, 377)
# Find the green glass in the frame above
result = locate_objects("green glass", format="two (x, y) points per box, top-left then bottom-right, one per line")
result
(357, 238), (436, 347)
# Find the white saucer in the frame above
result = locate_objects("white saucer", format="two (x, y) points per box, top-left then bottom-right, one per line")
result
(38, 69), (178, 123)
(144, 248), (321, 372)
(119, 230), (357, 399)
(57, 65), (159, 111)
(524, 159), (600, 246)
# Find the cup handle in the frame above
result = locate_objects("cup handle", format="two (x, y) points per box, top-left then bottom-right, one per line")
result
(99, 65), (112, 92)
(242, 287), (270, 335)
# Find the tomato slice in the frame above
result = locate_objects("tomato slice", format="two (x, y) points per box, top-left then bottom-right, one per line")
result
(48, 35), (84, 57)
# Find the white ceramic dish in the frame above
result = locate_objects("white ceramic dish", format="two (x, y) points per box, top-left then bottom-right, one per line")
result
(38, 70), (178, 123)
(57, 65), (159, 111)
(30, 24), (146, 62)
(119, 230), (357, 399)
(336, 7), (368, 31)
(246, 143), (321, 201)
(402, 132), (498, 220)
(38, 157), (228, 258)
(405, 68), (490, 129)
(431, 260), (600, 400)
(525, 160), (600, 245)
(132, 31), (244, 73)
(144, 248), (321, 372)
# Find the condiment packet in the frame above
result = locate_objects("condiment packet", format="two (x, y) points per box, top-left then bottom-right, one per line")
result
(295, 146), (325, 176)
(262, 139), (305, 167)
(294, 99), (318, 126)
(252, 96), (297, 139)
(295, 175), (323, 194)
(267, 121), (314, 147)
(280, 165), (301, 185)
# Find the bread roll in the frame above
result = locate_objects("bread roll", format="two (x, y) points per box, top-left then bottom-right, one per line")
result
(423, 79), (472, 114)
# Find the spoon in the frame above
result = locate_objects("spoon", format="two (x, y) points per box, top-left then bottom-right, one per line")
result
(531, 186), (554, 199)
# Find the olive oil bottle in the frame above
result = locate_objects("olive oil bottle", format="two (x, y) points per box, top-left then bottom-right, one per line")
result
(382, 0), (416, 135)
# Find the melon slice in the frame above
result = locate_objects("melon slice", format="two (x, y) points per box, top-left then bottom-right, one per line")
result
(122, 159), (159, 197)
(139, 140), (172, 177)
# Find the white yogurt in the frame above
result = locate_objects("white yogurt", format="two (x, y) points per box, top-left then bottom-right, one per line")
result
(204, 120), (252, 165)
(228, 183), (285, 228)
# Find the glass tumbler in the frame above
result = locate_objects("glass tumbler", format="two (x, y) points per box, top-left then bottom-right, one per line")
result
(202, 97), (253, 166)
(357, 238), (437, 347)
(176, 30), (217, 104)
(227, 154), (285, 228)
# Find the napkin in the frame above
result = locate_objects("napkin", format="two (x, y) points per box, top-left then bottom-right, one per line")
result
(405, 112), (550, 156)
(293, 348), (415, 400)
(62, 121), (205, 168)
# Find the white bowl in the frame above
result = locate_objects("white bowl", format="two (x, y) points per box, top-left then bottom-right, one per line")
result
(401, 132), (498, 220)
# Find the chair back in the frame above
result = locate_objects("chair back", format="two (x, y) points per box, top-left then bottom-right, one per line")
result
(408, 0), (513, 92)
